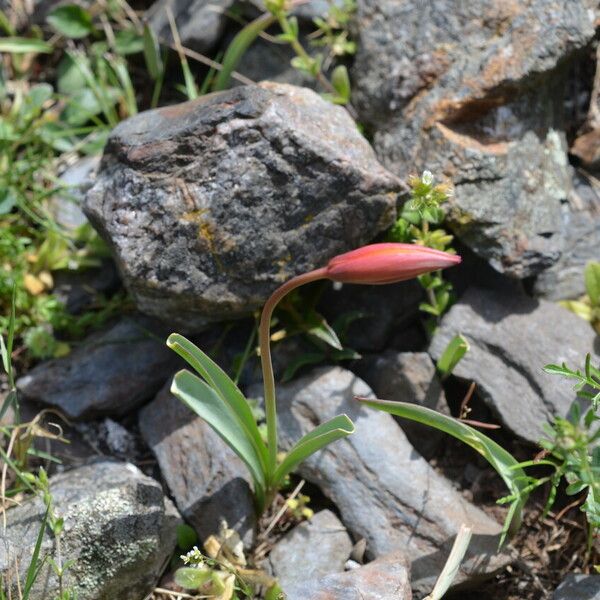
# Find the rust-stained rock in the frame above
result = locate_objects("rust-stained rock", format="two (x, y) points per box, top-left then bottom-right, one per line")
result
(85, 83), (400, 328)
(288, 551), (412, 600)
(352, 0), (595, 278)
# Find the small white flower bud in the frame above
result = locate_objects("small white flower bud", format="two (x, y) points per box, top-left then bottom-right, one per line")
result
(422, 170), (434, 185)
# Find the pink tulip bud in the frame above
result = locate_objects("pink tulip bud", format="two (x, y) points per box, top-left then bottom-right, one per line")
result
(324, 243), (461, 285)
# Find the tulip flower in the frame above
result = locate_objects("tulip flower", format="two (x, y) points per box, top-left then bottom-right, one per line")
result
(324, 243), (461, 284)
(259, 243), (461, 473)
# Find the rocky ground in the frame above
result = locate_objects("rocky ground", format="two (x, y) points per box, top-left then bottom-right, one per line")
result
(2, 0), (600, 599)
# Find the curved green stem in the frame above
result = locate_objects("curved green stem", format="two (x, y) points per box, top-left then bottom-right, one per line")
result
(259, 268), (328, 480)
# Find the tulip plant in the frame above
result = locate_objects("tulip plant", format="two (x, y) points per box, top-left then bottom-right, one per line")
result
(168, 243), (461, 513)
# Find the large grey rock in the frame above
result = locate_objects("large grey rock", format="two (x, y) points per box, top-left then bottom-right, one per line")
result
(429, 287), (600, 444)
(139, 381), (256, 544)
(85, 83), (400, 328)
(288, 551), (412, 600)
(352, 0), (595, 278)
(17, 316), (178, 419)
(0, 461), (180, 600)
(534, 173), (600, 300)
(275, 367), (510, 595)
(269, 510), (352, 596)
(554, 574), (600, 599)
(354, 351), (448, 458)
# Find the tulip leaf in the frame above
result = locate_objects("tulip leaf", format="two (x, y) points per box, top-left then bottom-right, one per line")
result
(357, 397), (527, 545)
(167, 333), (268, 471)
(171, 369), (266, 505)
(272, 414), (354, 486)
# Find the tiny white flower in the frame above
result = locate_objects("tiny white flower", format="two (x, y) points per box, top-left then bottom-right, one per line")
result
(422, 170), (434, 185)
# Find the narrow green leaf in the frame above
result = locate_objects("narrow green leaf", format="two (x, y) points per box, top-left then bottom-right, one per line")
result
(111, 57), (137, 116)
(167, 334), (268, 470)
(0, 332), (8, 375)
(272, 414), (354, 486)
(358, 398), (527, 543)
(585, 262), (600, 306)
(436, 334), (469, 376)
(47, 5), (94, 39)
(0, 10), (15, 35)
(0, 37), (53, 54)
(309, 319), (343, 350)
(212, 13), (276, 91)
(171, 369), (266, 500)
(331, 65), (350, 103)
(23, 506), (50, 598)
(143, 24), (163, 80)
(180, 57), (199, 100)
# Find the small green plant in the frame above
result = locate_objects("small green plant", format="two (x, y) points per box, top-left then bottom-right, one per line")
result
(387, 170), (456, 328)
(561, 261), (600, 335)
(1, 298), (76, 599)
(174, 522), (282, 599)
(168, 243), (460, 514)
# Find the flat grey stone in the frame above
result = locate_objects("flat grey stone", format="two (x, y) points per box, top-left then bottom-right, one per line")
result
(275, 366), (511, 595)
(429, 287), (600, 444)
(139, 381), (256, 544)
(351, 0), (595, 278)
(0, 461), (180, 600)
(554, 574), (600, 599)
(288, 551), (412, 600)
(85, 82), (400, 329)
(269, 510), (352, 596)
(354, 351), (448, 458)
(17, 316), (179, 419)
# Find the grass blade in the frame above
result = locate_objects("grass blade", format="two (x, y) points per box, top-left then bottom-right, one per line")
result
(22, 505), (50, 599)
(0, 38), (53, 53)
(212, 13), (275, 91)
